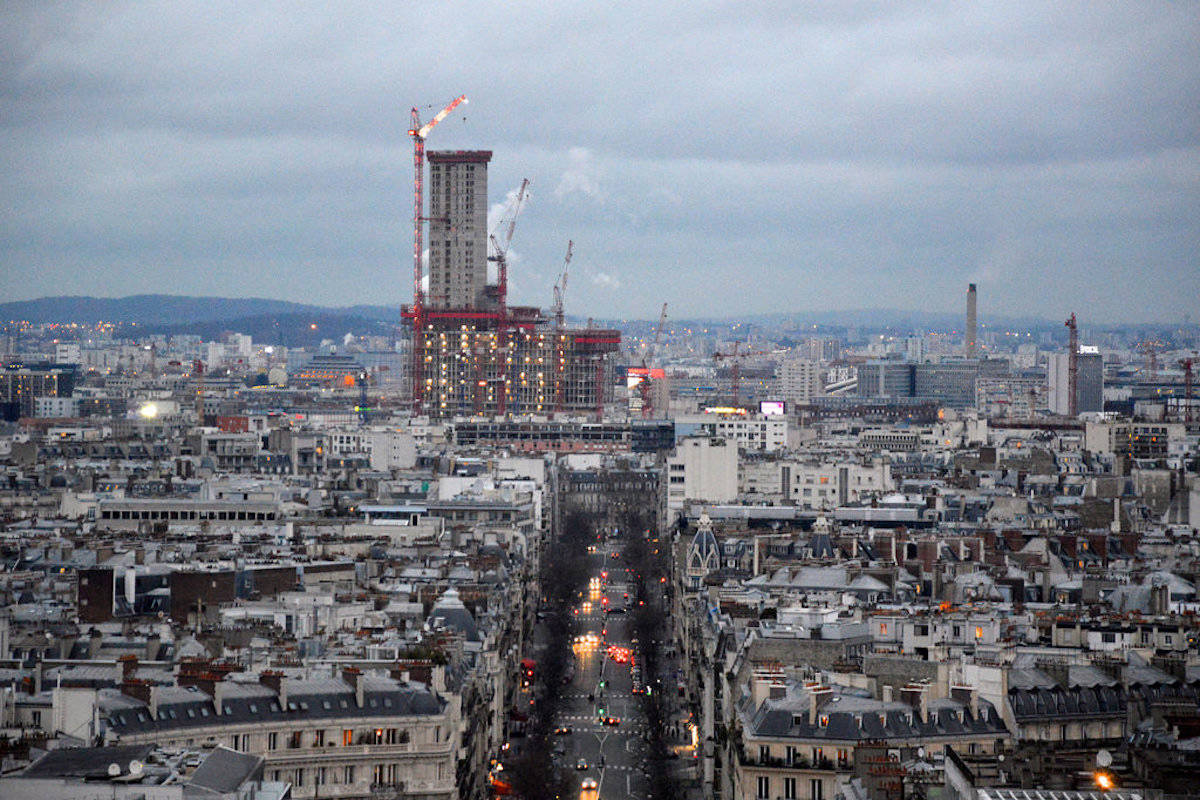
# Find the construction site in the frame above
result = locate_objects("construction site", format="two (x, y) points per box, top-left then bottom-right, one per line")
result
(400, 96), (621, 418)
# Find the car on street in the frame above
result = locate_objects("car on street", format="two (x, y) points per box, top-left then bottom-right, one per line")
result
(581, 778), (598, 789)
(576, 758), (589, 770)
(603, 716), (621, 726)
(554, 726), (572, 735)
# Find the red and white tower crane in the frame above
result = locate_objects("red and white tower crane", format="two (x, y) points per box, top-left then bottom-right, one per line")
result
(406, 94), (468, 413)
(639, 303), (668, 418)
(1065, 313), (1078, 417)
(713, 342), (770, 408)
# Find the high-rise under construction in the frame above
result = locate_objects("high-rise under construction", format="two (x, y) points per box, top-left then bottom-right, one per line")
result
(403, 148), (619, 418)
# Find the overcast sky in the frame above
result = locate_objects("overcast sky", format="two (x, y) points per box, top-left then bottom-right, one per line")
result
(2, 2), (1197, 323)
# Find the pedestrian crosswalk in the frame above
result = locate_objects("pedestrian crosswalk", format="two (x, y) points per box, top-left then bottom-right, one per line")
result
(555, 714), (643, 727)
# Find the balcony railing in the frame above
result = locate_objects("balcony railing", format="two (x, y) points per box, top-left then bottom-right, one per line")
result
(267, 740), (453, 762)
(736, 750), (837, 772)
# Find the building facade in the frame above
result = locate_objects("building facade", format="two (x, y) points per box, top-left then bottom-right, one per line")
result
(1048, 352), (1103, 415)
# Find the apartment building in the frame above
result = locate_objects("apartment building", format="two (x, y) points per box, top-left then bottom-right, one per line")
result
(677, 412), (788, 452)
(733, 677), (1008, 800)
(97, 668), (458, 800)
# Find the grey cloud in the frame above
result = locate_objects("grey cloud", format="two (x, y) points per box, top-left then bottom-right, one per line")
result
(1, 1), (1197, 322)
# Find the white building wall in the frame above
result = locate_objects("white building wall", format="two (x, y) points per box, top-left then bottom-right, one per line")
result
(54, 343), (82, 364)
(35, 396), (78, 418)
(666, 437), (738, 510)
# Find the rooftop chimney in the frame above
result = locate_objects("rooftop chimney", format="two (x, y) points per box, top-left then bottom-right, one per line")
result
(950, 684), (979, 718)
(809, 685), (834, 724)
(899, 683), (928, 723)
(260, 670), (287, 708)
(120, 678), (151, 705)
(119, 654), (138, 683)
(343, 666), (365, 708)
(966, 284), (978, 359)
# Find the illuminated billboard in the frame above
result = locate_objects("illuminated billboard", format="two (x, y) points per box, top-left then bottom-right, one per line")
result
(626, 366), (665, 389)
(759, 400), (785, 416)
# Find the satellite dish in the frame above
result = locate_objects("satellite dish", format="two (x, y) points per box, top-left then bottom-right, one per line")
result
(917, 747), (925, 758)
(1096, 749), (1113, 768)
(107, 763), (121, 777)
(129, 759), (144, 776)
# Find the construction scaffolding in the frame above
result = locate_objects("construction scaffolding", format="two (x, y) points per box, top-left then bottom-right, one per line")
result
(406, 314), (620, 418)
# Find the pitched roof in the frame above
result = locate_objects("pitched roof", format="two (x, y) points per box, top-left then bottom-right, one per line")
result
(188, 746), (262, 793)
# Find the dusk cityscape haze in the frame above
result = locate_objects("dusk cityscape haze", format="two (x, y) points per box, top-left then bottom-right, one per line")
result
(1, 4), (1200, 800)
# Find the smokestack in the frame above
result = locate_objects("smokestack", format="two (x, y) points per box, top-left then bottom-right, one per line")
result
(966, 283), (978, 359)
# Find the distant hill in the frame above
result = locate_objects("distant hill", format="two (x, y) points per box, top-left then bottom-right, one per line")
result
(0, 295), (398, 326)
(138, 312), (397, 347)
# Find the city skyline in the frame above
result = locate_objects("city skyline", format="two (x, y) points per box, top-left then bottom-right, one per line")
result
(2, 3), (1198, 322)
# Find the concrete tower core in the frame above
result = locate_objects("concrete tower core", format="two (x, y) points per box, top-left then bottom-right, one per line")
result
(427, 150), (491, 310)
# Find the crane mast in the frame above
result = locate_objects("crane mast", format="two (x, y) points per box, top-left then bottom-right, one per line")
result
(639, 303), (668, 418)
(1181, 357), (1195, 423)
(712, 342), (770, 408)
(1065, 313), (1078, 417)
(407, 94), (467, 413)
(553, 241), (574, 414)
(553, 240), (573, 331)
(488, 178), (529, 313)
